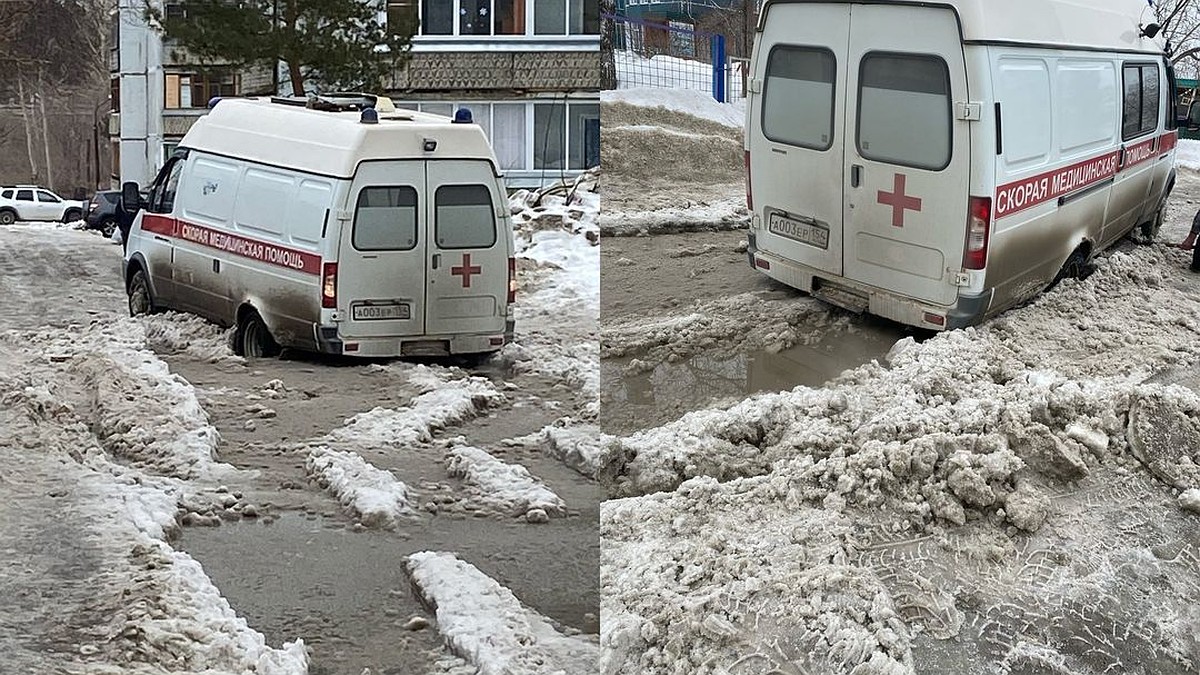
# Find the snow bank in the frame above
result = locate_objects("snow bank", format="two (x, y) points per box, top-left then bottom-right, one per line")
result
(601, 223), (1200, 671)
(502, 173), (600, 419)
(140, 312), (240, 363)
(603, 480), (912, 675)
(326, 370), (504, 448)
(305, 447), (415, 528)
(533, 421), (616, 480)
(0, 340), (307, 673)
(602, 87), (745, 129)
(41, 319), (232, 481)
(118, 541), (309, 673)
(445, 443), (566, 518)
(407, 551), (598, 674)
(1175, 139), (1200, 171)
(601, 89), (747, 235)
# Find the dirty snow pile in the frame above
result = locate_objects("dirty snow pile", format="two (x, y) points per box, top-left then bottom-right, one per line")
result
(444, 442), (566, 519)
(601, 88), (748, 235)
(503, 171), (600, 422)
(407, 551), (599, 675)
(601, 197), (1200, 673)
(306, 447), (416, 528)
(0, 323), (308, 673)
(140, 312), (241, 363)
(325, 366), (504, 447)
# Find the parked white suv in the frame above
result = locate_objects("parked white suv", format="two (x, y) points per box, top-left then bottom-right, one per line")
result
(0, 186), (86, 225)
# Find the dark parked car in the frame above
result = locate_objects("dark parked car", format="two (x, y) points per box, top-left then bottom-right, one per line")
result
(85, 190), (124, 237)
(86, 189), (146, 239)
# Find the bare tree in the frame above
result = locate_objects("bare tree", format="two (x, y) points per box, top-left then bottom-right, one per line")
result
(1156, 0), (1200, 75)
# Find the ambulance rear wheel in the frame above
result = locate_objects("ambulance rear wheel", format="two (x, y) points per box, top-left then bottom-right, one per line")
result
(236, 311), (280, 359)
(1139, 209), (1164, 243)
(128, 270), (155, 316)
(1052, 248), (1093, 288)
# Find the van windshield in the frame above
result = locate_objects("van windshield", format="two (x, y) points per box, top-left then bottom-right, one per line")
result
(353, 186), (418, 251)
(435, 185), (496, 249)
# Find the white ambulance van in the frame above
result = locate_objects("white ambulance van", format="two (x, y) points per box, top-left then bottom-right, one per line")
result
(121, 96), (516, 359)
(744, 0), (1178, 330)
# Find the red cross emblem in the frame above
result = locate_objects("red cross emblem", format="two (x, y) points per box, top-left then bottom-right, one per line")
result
(877, 173), (922, 228)
(450, 253), (482, 288)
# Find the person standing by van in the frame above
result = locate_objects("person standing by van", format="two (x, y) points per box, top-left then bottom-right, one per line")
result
(1177, 210), (1200, 272)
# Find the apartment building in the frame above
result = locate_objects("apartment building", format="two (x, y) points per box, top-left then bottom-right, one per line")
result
(110, 0), (600, 189)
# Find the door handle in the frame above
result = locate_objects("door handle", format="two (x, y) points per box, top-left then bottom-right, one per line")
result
(153, 235), (170, 243)
(850, 164), (863, 188)
(432, 253), (441, 269)
(212, 259), (220, 274)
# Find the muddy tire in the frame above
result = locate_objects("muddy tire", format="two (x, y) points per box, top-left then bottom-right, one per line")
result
(1051, 248), (1094, 289)
(0, 210), (15, 225)
(128, 269), (154, 316)
(1139, 209), (1164, 243)
(63, 209), (82, 223)
(235, 311), (280, 359)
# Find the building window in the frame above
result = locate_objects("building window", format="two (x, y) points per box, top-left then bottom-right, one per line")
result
(416, 0), (595, 36)
(111, 77), (120, 113)
(534, 102), (566, 169)
(398, 99), (599, 174)
(567, 103), (599, 169)
(386, 1), (416, 34)
(163, 141), (180, 163)
(165, 70), (239, 109)
(492, 103), (526, 170)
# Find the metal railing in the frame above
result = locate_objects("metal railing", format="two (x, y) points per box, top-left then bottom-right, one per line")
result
(605, 13), (730, 102)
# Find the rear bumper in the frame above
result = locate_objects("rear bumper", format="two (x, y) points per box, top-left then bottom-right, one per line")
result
(746, 233), (992, 330)
(313, 322), (514, 358)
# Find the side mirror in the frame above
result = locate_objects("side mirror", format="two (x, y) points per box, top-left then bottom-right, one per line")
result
(121, 181), (141, 213)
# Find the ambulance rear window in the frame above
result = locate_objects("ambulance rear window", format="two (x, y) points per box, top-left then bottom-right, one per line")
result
(857, 52), (952, 171)
(762, 45), (836, 151)
(353, 186), (418, 251)
(435, 185), (496, 249)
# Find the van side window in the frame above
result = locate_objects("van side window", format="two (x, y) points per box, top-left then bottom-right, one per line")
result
(762, 45), (836, 150)
(15, 189), (33, 202)
(1122, 63), (1159, 140)
(353, 186), (418, 251)
(434, 185), (497, 249)
(148, 159), (184, 213)
(1, 190), (12, 199)
(36, 190), (61, 203)
(857, 52), (952, 171)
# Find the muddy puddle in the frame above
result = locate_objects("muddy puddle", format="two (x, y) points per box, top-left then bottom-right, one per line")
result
(603, 318), (917, 434)
(179, 511), (598, 674)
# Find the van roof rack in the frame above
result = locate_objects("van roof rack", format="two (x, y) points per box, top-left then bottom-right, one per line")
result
(268, 92), (396, 113)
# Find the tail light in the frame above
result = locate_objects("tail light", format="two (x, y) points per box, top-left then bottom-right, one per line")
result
(507, 257), (516, 304)
(964, 196), (991, 270)
(321, 262), (337, 308)
(745, 151), (753, 210)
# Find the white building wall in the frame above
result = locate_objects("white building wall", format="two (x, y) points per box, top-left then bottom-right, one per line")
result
(118, 0), (164, 187)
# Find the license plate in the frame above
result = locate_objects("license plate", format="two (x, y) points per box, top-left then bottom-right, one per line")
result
(352, 303), (410, 320)
(769, 212), (829, 249)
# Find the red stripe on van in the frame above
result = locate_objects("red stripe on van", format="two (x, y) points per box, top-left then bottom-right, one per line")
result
(994, 151), (1120, 219)
(1120, 137), (1158, 170)
(141, 213), (178, 237)
(1160, 130), (1178, 153)
(141, 214), (320, 275)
